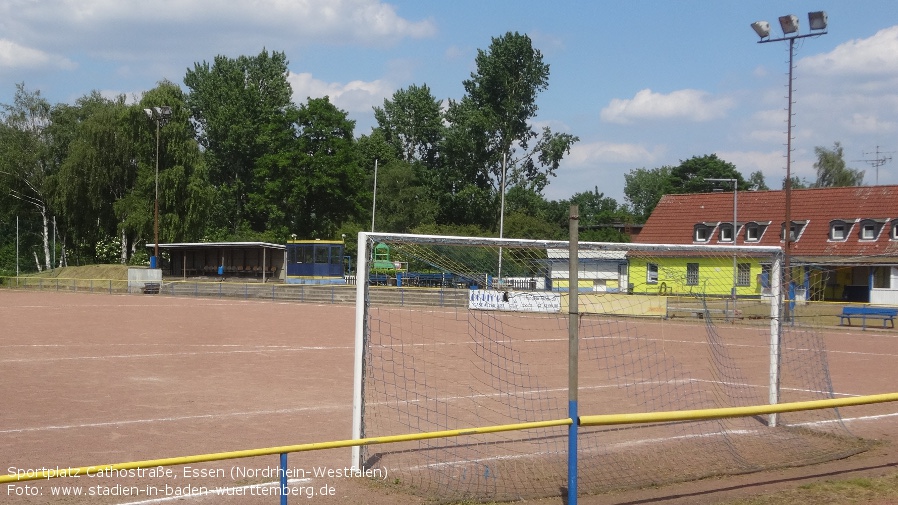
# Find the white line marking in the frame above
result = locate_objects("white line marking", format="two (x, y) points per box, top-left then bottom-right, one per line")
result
(0, 405), (347, 434)
(1, 346), (353, 363)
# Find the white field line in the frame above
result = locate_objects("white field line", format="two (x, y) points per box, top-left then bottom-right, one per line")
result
(0, 346), (352, 363)
(0, 405), (348, 434)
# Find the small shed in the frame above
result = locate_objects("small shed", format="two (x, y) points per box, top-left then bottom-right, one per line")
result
(149, 242), (286, 282)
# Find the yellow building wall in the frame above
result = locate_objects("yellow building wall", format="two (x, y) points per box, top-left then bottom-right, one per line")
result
(629, 257), (763, 297)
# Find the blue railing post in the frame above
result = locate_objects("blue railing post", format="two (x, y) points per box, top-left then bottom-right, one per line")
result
(279, 452), (288, 505)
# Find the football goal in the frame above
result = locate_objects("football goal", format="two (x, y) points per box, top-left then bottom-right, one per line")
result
(351, 232), (864, 501)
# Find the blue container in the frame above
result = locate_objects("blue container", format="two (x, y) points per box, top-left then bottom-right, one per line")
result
(150, 256), (157, 269)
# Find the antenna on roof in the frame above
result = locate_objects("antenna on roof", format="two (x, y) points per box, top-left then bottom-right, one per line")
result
(853, 146), (894, 185)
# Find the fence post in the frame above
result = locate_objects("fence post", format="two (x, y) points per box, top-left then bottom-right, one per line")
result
(279, 452), (288, 505)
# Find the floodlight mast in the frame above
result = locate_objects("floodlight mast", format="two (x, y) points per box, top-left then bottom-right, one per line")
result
(144, 106), (172, 269)
(750, 11), (827, 323)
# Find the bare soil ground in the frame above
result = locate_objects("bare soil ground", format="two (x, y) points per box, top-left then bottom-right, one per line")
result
(2, 289), (897, 505)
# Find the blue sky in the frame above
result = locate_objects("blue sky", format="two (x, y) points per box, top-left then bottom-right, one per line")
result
(2, 1), (897, 204)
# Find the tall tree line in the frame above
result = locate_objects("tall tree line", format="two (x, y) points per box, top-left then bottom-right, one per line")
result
(0, 34), (868, 276)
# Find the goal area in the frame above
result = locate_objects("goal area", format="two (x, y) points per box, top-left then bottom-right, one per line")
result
(351, 232), (865, 501)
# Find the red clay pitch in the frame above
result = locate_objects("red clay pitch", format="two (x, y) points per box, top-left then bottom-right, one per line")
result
(2, 290), (898, 505)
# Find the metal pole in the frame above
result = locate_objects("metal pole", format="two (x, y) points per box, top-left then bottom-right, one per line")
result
(351, 233), (371, 469)
(154, 117), (160, 264)
(498, 153), (506, 285)
(783, 37), (794, 323)
(370, 159), (378, 233)
(567, 204), (579, 505)
(769, 252), (783, 426)
(733, 182), (738, 302)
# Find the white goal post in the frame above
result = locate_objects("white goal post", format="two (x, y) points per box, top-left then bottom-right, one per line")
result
(349, 232), (856, 502)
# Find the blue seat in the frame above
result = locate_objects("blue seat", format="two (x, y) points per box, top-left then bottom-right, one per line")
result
(839, 306), (897, 329)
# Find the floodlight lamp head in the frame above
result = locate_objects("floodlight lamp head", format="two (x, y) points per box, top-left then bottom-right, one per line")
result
(143, 108), (153, 118)
(779, 14), (799, 35)
(751, 21), (770, 39)
(160, 105), (172, 118)
(808, 11), (827, 31)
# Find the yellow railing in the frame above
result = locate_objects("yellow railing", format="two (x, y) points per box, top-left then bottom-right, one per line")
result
(4, 392), (898, 485)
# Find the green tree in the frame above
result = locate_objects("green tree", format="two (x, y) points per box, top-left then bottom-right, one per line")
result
(571, 187), (632, 242)
(0, 83), (54, 270)
(784, 175), (810, 190)
(50, 92), (139, 264)
(366, 85), (443, 232)
(255, 97), (364, 239)
(747, 170), (769, 191)
(811, 142), (864, 187)
(184, 49), (294, 235)
(442, 32), (578, 227)
(669, 154), (745, 194)
(623, 166), (673, 223)
(373, 84), (444, 166)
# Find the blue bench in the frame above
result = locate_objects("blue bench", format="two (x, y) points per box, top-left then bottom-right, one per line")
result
(839, 306), (897, 329)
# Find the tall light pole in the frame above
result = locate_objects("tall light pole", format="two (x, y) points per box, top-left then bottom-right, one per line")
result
(707, 178), (738, 305)
(371, 159), (378, 232)
(144, 106), (172, 269)
(751, 11), (827, 322)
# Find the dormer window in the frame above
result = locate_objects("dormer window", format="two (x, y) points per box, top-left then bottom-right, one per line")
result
(719, 223), (736, 242)
(891, 219), (898, 240)
(744, 221), (769, 242)
(694, 223), (714, 243)
(859, 219), (886, 241)
(780, 220), (808, 242)
(829, 220), (851, 241)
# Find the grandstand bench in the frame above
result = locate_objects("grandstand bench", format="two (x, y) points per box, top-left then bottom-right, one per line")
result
(839, 306), (897, 329)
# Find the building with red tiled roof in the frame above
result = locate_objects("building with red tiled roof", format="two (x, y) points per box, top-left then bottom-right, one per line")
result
(635, 185), (898, 304)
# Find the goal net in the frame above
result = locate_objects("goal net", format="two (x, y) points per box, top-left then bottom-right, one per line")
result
(351, 232), (865, 501)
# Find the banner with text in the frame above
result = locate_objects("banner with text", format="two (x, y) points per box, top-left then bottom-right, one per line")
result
(468, 290), (561, 313)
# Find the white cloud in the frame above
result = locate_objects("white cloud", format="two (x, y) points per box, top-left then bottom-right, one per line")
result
(844, 112), (897, 135)
(802, 26), (898, 77)
(0, 39), (75, 70)
(288, 72), (392, 113)
(567, 141), (659, 166)
(600, 88), (734, 124)
(0, 0), (436, 59)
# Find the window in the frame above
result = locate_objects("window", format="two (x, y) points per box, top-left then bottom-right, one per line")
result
(859, 219), (886, 240)
(315, 245), (329, 263)
(737, 263), (751, 286)
(719, 225), (734, 242)
(686, 263), (699, 286)
(646, 263), (658, 284)
(330, 245), (343, 265)
(780, 220), (807, 242)
(746, 225), (759, 242)
(694, 223), (713, 242)
(862, 224), (875, 239)
(830, 222), (846, 240)
(873, 267), (893, 289)
(892, 220), (898, 240)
